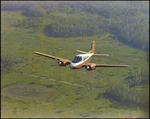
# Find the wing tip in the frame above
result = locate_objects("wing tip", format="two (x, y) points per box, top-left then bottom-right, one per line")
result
(120, 65), (130, 67)
(34, 51), (38, 54)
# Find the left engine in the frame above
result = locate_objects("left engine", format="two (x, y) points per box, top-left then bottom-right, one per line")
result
(85, 63), (96, 71)
(56, 58), (70, 66)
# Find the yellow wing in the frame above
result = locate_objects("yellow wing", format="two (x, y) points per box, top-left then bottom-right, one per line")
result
(82, 63), (129, 70)
(34, 51), (70, 65)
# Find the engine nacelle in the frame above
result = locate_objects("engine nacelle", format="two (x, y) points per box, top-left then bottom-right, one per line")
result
(86, 63), (96, 71)
(57, 59), (70, 66)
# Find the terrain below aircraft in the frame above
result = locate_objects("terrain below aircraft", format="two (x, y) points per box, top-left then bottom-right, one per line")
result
(34, 41), (129, 71)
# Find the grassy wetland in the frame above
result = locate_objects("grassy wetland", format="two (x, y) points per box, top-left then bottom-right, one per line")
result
(1, 1), (149, 118)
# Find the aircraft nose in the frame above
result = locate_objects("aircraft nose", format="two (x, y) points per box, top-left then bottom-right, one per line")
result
(70, 62), (73, 68)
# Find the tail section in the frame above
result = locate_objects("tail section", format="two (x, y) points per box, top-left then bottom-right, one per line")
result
(90, 41), (95, 53)
(77, 41), (108, 56)
(90, 41), (109, 56)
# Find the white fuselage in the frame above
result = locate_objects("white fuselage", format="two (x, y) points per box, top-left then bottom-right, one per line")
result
(70, 53), (93, 68)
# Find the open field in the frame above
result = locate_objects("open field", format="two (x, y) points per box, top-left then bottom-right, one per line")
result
(1, 9), (149, 118)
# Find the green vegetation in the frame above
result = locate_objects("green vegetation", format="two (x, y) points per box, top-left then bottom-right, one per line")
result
(2, 1), (148, 50)
(1, 83), (61, 103)
(23, 5), (47, 17)
(1, 1), (149, 118)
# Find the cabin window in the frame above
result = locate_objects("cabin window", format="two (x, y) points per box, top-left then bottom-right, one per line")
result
(72, 56), (82, 63)
(83, 56), (89, 61)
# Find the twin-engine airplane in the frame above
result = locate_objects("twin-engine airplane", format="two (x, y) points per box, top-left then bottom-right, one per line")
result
(34, 41), (129, 71)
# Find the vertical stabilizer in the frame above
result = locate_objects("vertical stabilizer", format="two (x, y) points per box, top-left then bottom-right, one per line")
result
(90, 41), (95, 53)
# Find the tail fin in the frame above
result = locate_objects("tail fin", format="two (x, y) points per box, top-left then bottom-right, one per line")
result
(90, 41), (95, 53)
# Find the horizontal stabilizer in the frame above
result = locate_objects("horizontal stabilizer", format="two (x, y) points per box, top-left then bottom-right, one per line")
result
(93, 54), (109, 56)
(76, 50), (88, 54)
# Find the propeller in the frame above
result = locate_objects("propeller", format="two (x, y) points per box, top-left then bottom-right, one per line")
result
(55, 58), (62, 65)
(55, 58), (61, 71)
(85, 62), (90, 70)
(84, 69), (87, 74)
(84, 62), (91, 74)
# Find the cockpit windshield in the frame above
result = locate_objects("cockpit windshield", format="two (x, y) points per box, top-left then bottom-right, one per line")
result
(72, 56), (82, 63)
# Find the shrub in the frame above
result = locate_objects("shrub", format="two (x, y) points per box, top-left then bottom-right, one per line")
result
(24, 5), (47, 17)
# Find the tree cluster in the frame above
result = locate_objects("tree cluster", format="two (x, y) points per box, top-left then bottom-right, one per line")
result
(15, 17), (44, 29)
(124, 67), (149, 87)
(23, 5), (47, 17)
(43, 16), (108, 37)
(4, 1), (149, 50)
(103, 66), (149, 106)
(105, 81), (148, 107)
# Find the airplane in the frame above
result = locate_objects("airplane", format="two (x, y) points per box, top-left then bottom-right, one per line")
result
(34, 41), (129, 71)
